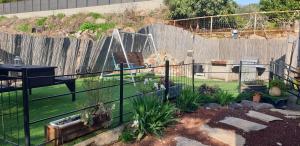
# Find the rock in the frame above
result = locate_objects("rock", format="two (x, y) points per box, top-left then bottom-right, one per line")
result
(229, 103), (243, 110)
(240, 100), (274, 110)
(254, 103), (274, 110)
(123, 27), (135, 33)
(204, 103), (222, 109)
(246, 110), (282, 123)
(199, 124), (245, 146)
(74, 125), (124, 146)
(220, 117), (267, 132)
(276, 142), (282, 146)
(95, 18), (106, 24)
(241, 100), (258, 108)
(269, 87), (281, 97)
(175, 136), (208, 146)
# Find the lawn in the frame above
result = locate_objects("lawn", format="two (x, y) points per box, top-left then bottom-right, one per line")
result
(0, 75), (240, 145)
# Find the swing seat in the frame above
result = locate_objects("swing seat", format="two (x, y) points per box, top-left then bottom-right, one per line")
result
(112, 52), (146, 70)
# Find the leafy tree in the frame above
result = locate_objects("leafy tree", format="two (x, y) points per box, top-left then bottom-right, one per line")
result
(260, 0), (300, 23)
(165, 0), (238, 19)
(237, 4), (260, 13)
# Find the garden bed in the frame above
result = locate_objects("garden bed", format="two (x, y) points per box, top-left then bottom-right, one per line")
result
(110, 108), (300, 146)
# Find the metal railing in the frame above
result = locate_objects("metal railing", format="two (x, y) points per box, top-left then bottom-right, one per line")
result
(1, 60), (293, 146)
(168, 10), (300, 37)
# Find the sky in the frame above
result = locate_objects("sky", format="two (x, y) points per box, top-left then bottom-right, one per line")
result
(235, 0), (260, 5)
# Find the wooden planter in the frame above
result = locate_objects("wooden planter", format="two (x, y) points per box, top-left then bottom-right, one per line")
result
(46, 114), (110, 145)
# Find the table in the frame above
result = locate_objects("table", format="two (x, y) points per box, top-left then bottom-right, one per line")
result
(0, 64), (76, 101)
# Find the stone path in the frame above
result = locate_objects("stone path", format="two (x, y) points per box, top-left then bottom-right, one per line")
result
(270, 108), (300, 119)
(219, 117), (267, 132)
(199, 124), (246, 146)
(246, 110), (282, 123)
(175, 136), (208, 146)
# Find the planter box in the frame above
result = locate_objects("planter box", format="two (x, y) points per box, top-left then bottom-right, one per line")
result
(46, 114), (108, 145)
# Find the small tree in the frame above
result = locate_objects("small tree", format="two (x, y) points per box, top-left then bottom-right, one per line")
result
(260, 0), (300, 24)
(165, 0), (238, 19)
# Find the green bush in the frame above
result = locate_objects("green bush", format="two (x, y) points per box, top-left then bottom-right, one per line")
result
(270, 78), (286, 91)
(79, 22), (115, 32)
(176, 88), (199, 112)
(88, 12), (104, 19)
(56, 13), (65, 19)
(236, 92), (254, 102)
(36, 17), (47, 27)
(132, 96), (177, 140)
(215, 90), (235, 105)
(17, 23), (31, 32)
(119, 129), (135, 143)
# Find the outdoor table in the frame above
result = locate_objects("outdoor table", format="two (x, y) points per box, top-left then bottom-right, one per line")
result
(0, 64), (76, 101)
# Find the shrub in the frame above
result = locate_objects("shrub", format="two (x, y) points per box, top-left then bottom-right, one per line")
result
(17, 24), (31, 32)
(0, 16), (6, 21)
(236, 92), (254, 102)
(36, 17), (47, 27)
(198, 84), (220, 95)
(119, 128), (135, 143)
(132, 96), (177, 140)
(176, 88), (199, 112)
(270, 78), (286, 91)
(215, 90), (235, 105)
(79, 22), (115, 32)
(88, 12), (104, 19)
(56, 13), (65, 19)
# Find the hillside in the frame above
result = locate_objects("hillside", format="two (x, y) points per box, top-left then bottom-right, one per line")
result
(0, 8), (168, 39)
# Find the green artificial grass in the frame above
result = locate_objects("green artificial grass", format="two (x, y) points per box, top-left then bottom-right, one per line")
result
(0, 76), (240, 145)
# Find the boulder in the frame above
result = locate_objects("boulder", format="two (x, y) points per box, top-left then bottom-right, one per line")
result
(241, 100), (274, 110)
(229, 103), (243, 110)
(254, 103), (274, 110)
(204, 103), (222, 109)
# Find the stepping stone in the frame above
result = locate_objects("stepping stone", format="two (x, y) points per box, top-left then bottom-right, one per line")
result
(199, 124), (245, 146)
(219, 117), (267, 132)
(175, 136), (208, 146)
(246, 110), (282, 123)
(270, 109), (300, 118)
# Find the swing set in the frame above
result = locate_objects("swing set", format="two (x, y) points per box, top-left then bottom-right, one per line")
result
(100, 29), (160, 86)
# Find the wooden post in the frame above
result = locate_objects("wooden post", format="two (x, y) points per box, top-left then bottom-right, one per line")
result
(254, 13), (257, 34)
(210, 16), (213, 34)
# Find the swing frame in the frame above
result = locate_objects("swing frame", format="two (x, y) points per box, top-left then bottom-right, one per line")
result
(100, 29), (159, 86)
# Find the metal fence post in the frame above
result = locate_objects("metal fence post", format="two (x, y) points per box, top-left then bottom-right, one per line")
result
(269, 58), (274, 89)
(210, 16), (213, 34)
(22, 68), (31, 146)
(164, 60), (170, 102)
(192, 59), (195, 93)
(119, 63), (124, 124)
(238, 61), (242, 93)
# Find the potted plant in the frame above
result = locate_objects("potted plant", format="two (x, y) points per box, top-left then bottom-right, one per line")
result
(253, 92), (262, 103)
(46, 77), (115, 145)
(266, 78), (288, 108)
(269, 79), (286, 97)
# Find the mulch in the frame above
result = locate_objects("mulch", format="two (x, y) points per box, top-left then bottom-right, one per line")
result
(110, 107), (300, 146)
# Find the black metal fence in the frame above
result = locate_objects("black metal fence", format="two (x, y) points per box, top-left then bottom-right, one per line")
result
(1, 60), (298, 146)
(0, 0), (147, 15)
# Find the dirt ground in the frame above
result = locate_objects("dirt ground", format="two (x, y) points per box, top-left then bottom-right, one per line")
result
(110, 108), (300, 146)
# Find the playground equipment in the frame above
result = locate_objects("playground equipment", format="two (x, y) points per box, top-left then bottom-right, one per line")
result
(100, 29), (160, 86)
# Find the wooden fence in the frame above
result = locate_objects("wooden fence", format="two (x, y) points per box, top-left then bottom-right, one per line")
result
(0, 24), (298, 75)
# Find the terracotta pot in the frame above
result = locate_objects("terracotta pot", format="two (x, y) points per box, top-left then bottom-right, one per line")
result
(253, 93), (261, 103)
(269, 86), (281, 97)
